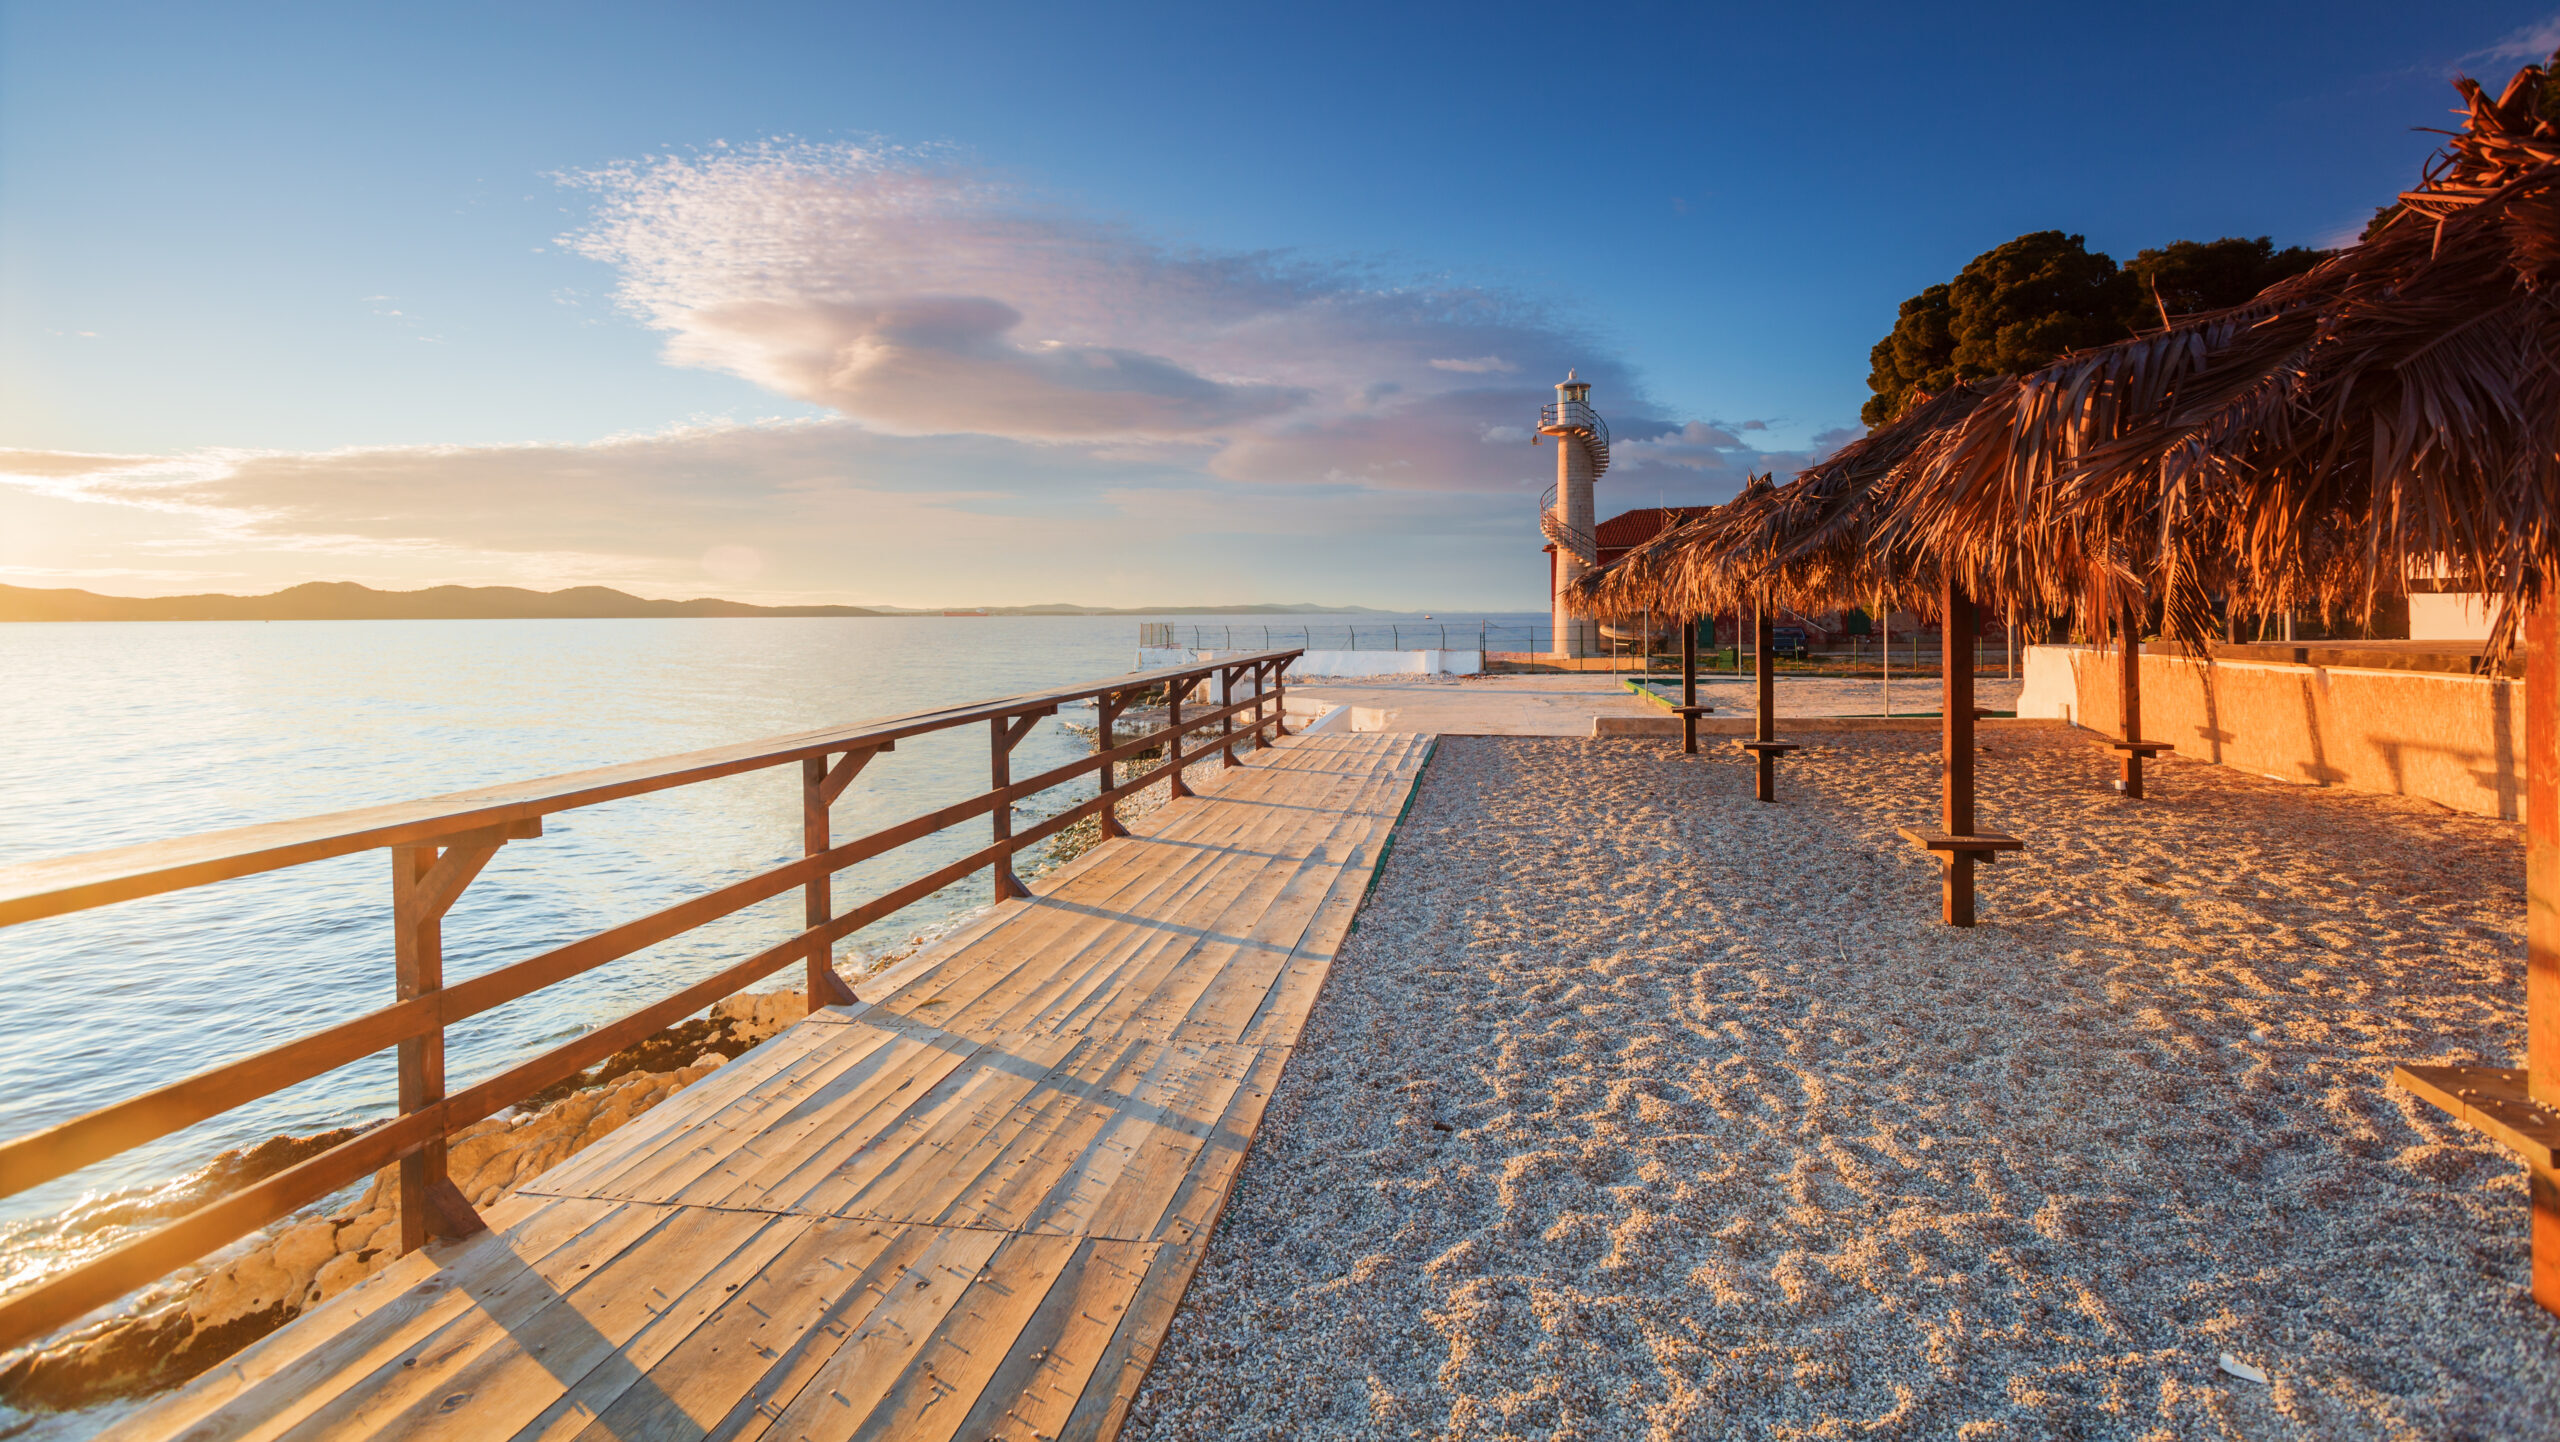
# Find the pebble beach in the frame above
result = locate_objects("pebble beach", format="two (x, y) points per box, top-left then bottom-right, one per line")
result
(1123, 730), (2560, 1440)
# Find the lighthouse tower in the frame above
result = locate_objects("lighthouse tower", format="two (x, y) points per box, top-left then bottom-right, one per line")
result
(1538, 370), (1611, 657)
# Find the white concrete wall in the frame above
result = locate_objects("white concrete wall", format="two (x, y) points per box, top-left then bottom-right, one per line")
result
(2016, 644), (2081, 723)
(1136, 647), (1483, 677)
(2411, 592), (2496, 641)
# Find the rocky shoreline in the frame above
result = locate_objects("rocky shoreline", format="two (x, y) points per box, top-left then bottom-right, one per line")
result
(0, 985), (814, 1415)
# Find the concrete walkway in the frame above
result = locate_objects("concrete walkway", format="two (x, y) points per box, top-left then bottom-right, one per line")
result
(1291, 674), (2029, 736)
(1290, 675), (1661, 736)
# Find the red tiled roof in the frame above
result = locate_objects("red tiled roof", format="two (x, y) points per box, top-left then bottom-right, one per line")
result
(1594, 506), (1710, 550)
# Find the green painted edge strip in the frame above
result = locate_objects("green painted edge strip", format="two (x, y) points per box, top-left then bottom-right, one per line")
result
(1346, 734), (1438, 935)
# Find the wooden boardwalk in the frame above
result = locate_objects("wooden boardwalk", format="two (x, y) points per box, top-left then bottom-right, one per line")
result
(111, 730), (1430, 1442)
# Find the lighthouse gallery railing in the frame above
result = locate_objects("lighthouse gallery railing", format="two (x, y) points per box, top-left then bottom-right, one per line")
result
(0, 648), (1300, 1355)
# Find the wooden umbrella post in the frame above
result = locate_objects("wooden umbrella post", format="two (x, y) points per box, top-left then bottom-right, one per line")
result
(1673, 616), (1712, 753)
(1897, 575), (2020, 924)
(1738, 597), (1798, 800)
(2108, 600), (2174, 795)
(2396, 601), (2560, 1313)
(2530, 604), (2560, 1309)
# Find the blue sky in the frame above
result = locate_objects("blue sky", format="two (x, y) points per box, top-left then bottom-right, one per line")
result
(3, 1), (2553, 606)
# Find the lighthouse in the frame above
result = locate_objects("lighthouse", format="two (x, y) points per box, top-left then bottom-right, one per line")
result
(1537, 370), (1610, 657)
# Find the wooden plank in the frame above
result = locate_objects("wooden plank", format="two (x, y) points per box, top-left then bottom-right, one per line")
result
(1054, 1235), (1213, 1442)
(2394, 1063), (2560, 1168)
(944, 1238), (1160, 1442)
(99, 1197), (663, 1442)
(834, 1231), (1083, 1442)
(252, 1204), (780, 1440)
(328, 1207), (811, 1442)
(536, 1014), (965, 1208)
(731, 1225), (1009, 1442)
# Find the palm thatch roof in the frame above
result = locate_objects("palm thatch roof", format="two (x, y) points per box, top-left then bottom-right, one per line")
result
(1576, 61), (2560, 647)
(1567, 383), (1993, 624)
(1905, 62), (2560, 649)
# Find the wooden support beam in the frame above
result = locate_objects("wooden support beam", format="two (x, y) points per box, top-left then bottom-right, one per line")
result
(801, 747), (887, 1016)
(1166, 679), (1194, 799)
(392, 834), (508, 1253)
(1097, 690), (1129, 839)
(1271, 658), (1291, 737)
(1681, 618), (1700, 755)
(1737, 599), (1799, 799)
(1941, 575), (1979, 926)
(1219, 667), (1242, 768)
(2119, 601), (2147, 799)
(2532, 601), (2560, 1310)
(985, 711), (1051, 903)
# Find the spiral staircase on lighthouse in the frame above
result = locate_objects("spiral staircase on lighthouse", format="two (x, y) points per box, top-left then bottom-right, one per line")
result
(1534, 397), (1610, 564)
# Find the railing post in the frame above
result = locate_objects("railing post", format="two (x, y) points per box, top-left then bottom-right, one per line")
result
(391, 844), (444, 1257)
(1167, 675), (1194, 798)
(1097, 688), (1129, 839)
(990, 717), (1029, 901)
(1228, 665), (1249, 768)
(389, 825), (522, 1253)
(801, 746), (884, 1014)
(1272, 656), (1291, 737)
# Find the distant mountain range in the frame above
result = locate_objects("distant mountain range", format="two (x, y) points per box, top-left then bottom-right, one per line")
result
(0, 581), (1391, 622)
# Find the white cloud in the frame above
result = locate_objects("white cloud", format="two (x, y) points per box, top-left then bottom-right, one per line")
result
(560, 143), (1637, 478)
(2476, 13), (2560, 63)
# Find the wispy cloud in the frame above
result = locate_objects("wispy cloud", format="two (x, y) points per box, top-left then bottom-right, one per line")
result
(560, 142), (1659, 484)
(2472, 12), (2560, 65)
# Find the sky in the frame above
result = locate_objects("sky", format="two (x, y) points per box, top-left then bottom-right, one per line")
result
(4, 2), (2556, 609)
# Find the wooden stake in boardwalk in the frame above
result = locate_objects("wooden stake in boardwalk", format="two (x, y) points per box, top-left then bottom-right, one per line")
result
(1738, 598), (1797, 800)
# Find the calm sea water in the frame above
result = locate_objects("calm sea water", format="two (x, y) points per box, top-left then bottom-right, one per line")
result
(0, 613), (1532, 1310)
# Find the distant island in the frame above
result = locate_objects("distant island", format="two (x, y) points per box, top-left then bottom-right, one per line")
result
(0, 581), (1391, 623)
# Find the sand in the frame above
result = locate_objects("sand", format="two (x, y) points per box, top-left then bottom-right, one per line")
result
(1122, 729), (2560, 1441)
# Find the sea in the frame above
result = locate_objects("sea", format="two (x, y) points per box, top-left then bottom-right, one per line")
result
(0, 612), (1542, 1355)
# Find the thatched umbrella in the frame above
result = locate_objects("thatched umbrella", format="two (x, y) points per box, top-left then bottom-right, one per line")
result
(1852, 61), (2560, 1312)
(1571, 47), (2560, 1307)
(1571, 385), (2026, 917)
(1904, 67), (2560, 651)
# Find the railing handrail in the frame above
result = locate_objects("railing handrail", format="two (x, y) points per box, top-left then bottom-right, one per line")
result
(0, 647), (1302, 1356)
(1538, 398), (1611, 454)
(0, 648), (1305, 930)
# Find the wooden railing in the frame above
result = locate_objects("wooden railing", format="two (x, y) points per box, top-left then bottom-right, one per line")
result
(0, 649), (1301, 1354)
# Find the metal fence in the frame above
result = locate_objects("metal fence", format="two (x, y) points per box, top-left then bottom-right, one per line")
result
(1142, 622), (1508, 652)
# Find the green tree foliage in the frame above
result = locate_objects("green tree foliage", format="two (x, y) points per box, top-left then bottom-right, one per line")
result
(2122, 236), (2323, 321)
(1862, 231), (2327, 426)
